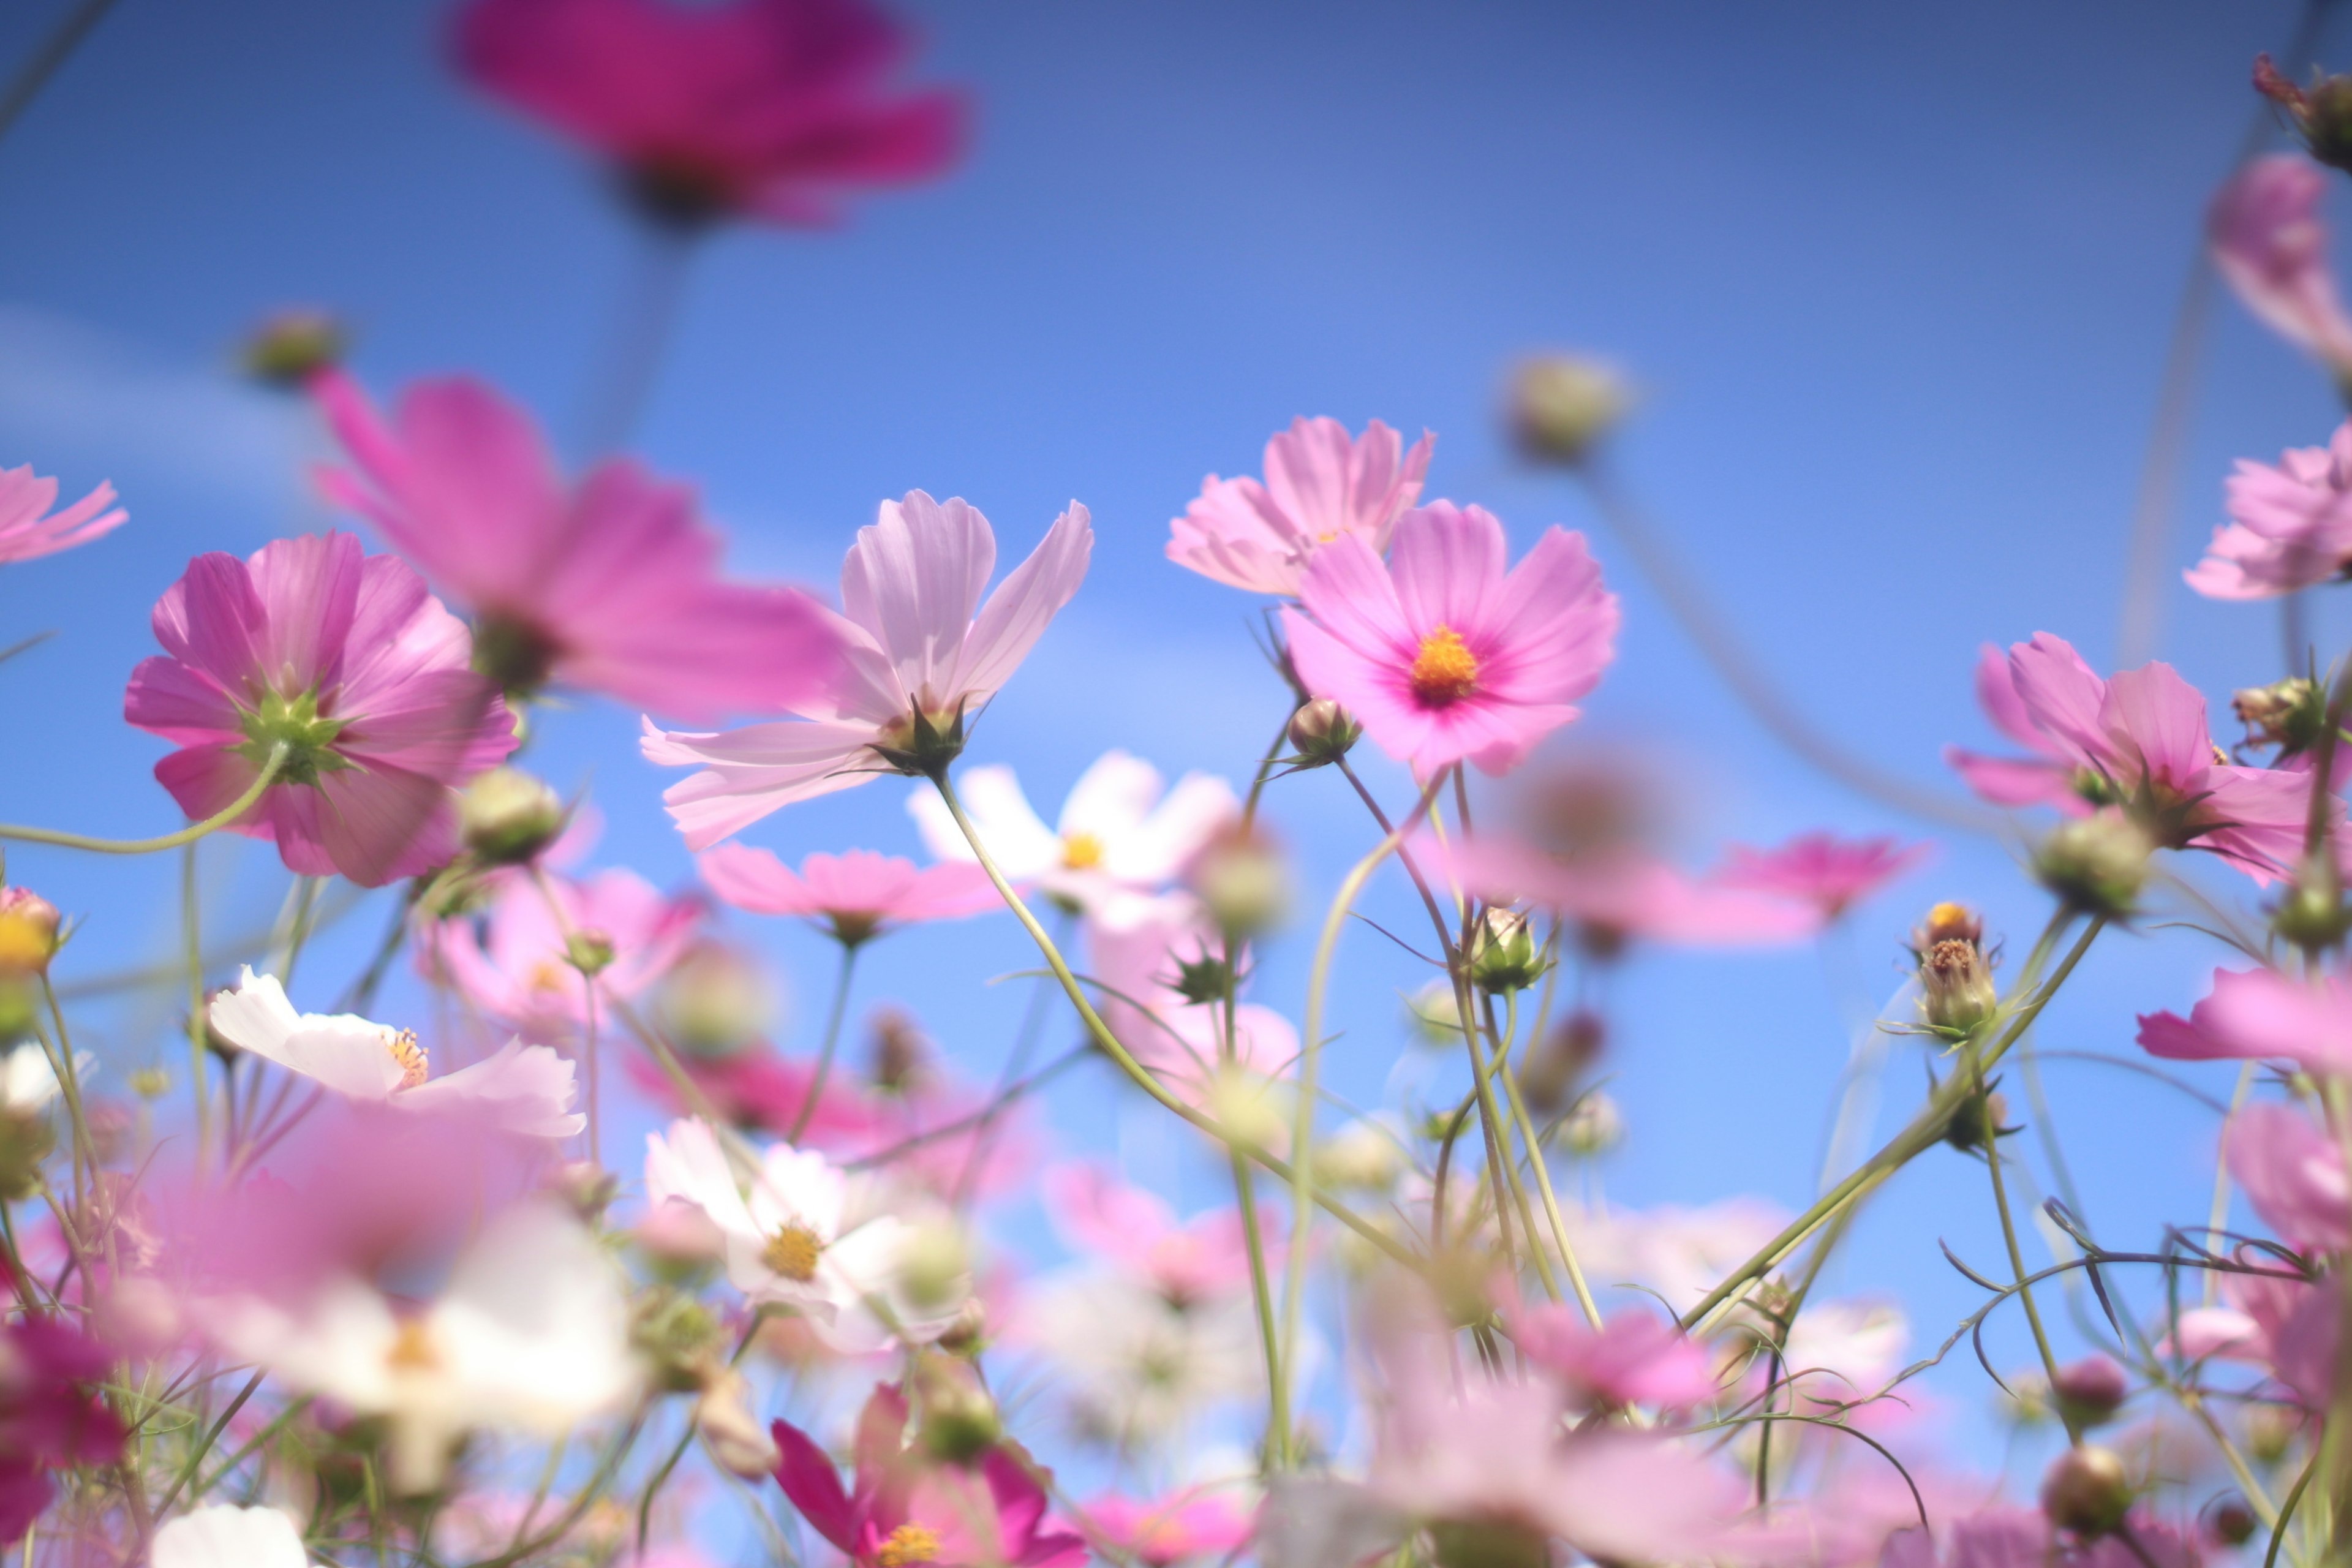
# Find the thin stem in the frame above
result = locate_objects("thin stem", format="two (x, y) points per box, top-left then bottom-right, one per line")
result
(576, 221), (698, 458)
(1978, 1046), (2073, 1443)
(1494, 997), (1602, 1326)
(182, 842), (210, 1167)
(793, 941), (862, 1142)
(1229, 1149), (1287, 1471)
(0, 743), (288, 854)
(0, 0), (122, 145)
(153, 1370), (263, 1515)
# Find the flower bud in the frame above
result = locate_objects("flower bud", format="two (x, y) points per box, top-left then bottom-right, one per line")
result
(2203, 1493), (2259, 1548)
(1517, 1010), (1603, 1116)
(1406, 980), (1467, 1047)
(1170, 952), (1237, 1007)
(2034, 815), (2152, 919)
(1469, 908), (1547, 995)
(1506, 355), (1631, 467)
(869, 1006), (933, 1095)
(1914, 903), (1996, 1035)
(459, 768), (567, 866)
(2232, 674), (2328, 759)
(0, 1110), (52, 1201)
(0, 889), (61, 977)
(1943, 1088), (2008, 1153)
(2040, 1445), (2133, 1537)
(695, 1367), (781, 1479)
(563, 929), (616, 978)
(1189, 826), (1291, 940)
(1430, 1520), (1550, 1568)
(2273, 851), (2352, 952)
(128, 1067), (170, 1101)
(1559, 1090), (1624, 1157)
(897, 1218), (972, 1314)
(1285, 699), (1360, 769)
(545, 1159), (618, 1223)
(630, 1287), (723, 1395)
(2248, 1403), (2302, 1464)
(2052, 1354), (2128, 1430)
(654, 942), (779, 1061)
(2256, 55), (2352, 178)
(913, 1351), (1000, 1463)
(1312, 1118), (1406, 1192)
(242, 307), (348, 388)
(1207, 1065), (1288, 1151)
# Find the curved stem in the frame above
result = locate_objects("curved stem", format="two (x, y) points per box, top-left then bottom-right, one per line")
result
(576, 222), (697, 458)
(0, 744), (287, 854)
(0, 0), (121, 145)
(792, 941), (862, 1142)
(1977, 1042), (2073, 1443)
(1229, 1149), (1287, 1471)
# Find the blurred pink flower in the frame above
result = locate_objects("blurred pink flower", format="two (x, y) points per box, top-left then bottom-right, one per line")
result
(1082, 1490), (1255, 1567)
(1447, 836), (1821, 949)
(0, 464), (123, 566)
(1716, 832), (1929, 921)
(0, 1319), (127, 1545)
(2209, 154), (2352, 379)
(1043, 1163), (1269, 1305)
(451, 0), (965, 228)
(699, 844), (998, 944)
(627, 1045), (876, 1144)
(1085, 890), (1298, 1096)
(772, 1383), (1088, 1568)
(1167, 417), (1434, 595)
(1283, 502), (1617, 775)
(1945, 643), (2100, 813)
(1507, 1303), (1719, 1411)
(645, 491), (1093, 846)
(2167, 1270), (2335, 1409)
(423, 865), (701, 1043)
(314, 371), (839, 722)
(2139, 964), (2352, 1073)
(2226, 1102), (2348, 1253)
(123, 532), (516, 887)
(2188, 421), (2352, 599)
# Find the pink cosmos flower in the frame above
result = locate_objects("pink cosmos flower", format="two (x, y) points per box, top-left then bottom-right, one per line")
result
(123, 532), (516, 887)
(1082, 1490), (1255, 1567)
(1085, 890), (1298, 1099)
(2167, 1270), (2335, 1409)
(0, 464), (123, 566)
(2188, 420), (2352, 598)
(314, 371), (839, 721)
(772, 1384), (1087, 1568)
(1882, 1509), (2198, 1568)
(2209, 154), (2352, 379)
(2139, 964), (2352, 1074)
(0, 1319), (127, 1545)
(1715, 832), (1929, 921)
(1506, 1303), (1719, 1411)
(1166, 417), (1434, 595)
(2226, 1103), (2348, 1253)
(1043, 1163), (1270, 1305)
(1446, 835), (1822, 949)
(699, 845), (999, 944)
(451, 0), (965, 229)
(1945, 644), (2100, 813)
(422, 865), (701, 1043)
(626, 1044), (876, 1145)
(1282, 502), (1618, 775)
(644, 491), (1093, 846)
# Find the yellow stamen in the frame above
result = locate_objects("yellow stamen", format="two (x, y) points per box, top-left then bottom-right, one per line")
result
(1060, 832), (1105, 871)
(762, 1222), (826, 1283)
(387, 1320), (439, 1371)
(1408, 625), (1480, 706)
(386, 1028), (429, 1091)
(878, 1524), (941, 1568)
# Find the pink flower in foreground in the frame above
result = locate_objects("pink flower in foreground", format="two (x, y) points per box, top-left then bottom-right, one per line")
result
(1283, 502), (1617, 775)
(699, 845), (998, 944)
(1044, 1163), (1268, 1305)
(0, 1319), (127, 1545)
(1716, 832), (1929, 921)
(123, 532), (516, 886)
(1945, 644), (2101, 814)
(423, 866), (701, 1043)
(1167, 417), (1434, 595)
(452, 0), (965, 229)
(2138, 964), (2352, 1074)
(1447, 835), (1822, 950)
(2188, 421), (2352, 599)
(1507, 1303), (1719, 1411)
(2227, 1102), (2348, 1253)
(315, 371), (839, 721)
(645, 491), (1093, 846)
(0, 464), (123, 566)
(2209, 154), (2352, 379)
(1083, 1490), (1255, 1567)
(2166, 1270), (2335, 1409)
(772, 1384), (1087, 1568)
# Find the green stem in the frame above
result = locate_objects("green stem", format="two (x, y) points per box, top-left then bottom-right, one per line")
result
(0, 744), (287, 854)
(153, 1370), (263, 1515)
(1229, 1149), (1287, 1471)
(1494, 992), (1601, 1327)
(793, 940), (862, 1142)
(1976, 1044), (2072, 1443)
(182, 842), (210, 1167)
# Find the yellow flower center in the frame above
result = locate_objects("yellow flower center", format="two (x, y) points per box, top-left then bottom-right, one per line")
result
(1060, 832), (1105, 871)
(526, 960), (570, 995)
(878, 1523), (942, 1568)
(385, 1028), (429, 1091)
(1408, 625), (1480, 707)
(762, 1222), (826, 1283)
(387, 1319), (440, 1371)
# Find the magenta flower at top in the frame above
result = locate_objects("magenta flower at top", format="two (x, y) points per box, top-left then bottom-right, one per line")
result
(2187, 421), (2352, 599)
(0, 464), (123, 566)
(644, 491), (1093, 846)
(314, 371), (840, 722)
(698, 844), (998, 944)
(123, 532), (516, 887)
(1166, 417), (1434, 595)
(2209, 155), (2352, 380)
(1282, 502), (1617, 775)
(452, 0), (965, 228)
(1716, 832), (1929, 921)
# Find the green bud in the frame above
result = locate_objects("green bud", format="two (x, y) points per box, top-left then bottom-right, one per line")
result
(654, 943), (780, 1061)
(241, 308), (347, 388)
(1190, 827), (1291, 940)
(564, 929), (617, 978)
(1943, 1088), (2008, 1153)
(459, 768), (567, 866)
(2034, 815), (2152, 919)
(1469, 908), (1547, 995)
(1505, 355), (1631, 467)
(1406, 979), (1466, 1047)
(913, 1351), (1000, 1464)
(2273, 852), (2352, 952)
(1284, 699), (1360, 769)
(897, 1218), (972, 1314)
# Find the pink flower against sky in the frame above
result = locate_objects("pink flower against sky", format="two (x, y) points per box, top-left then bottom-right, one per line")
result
(908, 750), (1238, 913)
(1084, 889), (1298, 1096)
(699, 844), (998, 944)
(0, 464), (123, 566)
(1714, 832), (1929, 921)
(1946, 643), (2100, 813)
(2226, 1102), (2348, 1253)
(645, 491), (1093, 846)
(2188, 420), (2352, 598)
(452, 0), (965, 228)
(1081, 1490), (1255, 1568)
(314, 371), (839, 721)
(1043, 1163), (1268, 1305)
(1506, 1303), (1719, 1411)
(1283, 501), (1617, 775)
(423, 865), (701, 1043)
(1166, 417), (1434, 595)
(123, 532), (516, 887)
(1447, 835), (1823, 949)
(2209, 154), (2352, 380)
(2138, 963), (2352, 1074)
(2167, 1270), (2335, 1411)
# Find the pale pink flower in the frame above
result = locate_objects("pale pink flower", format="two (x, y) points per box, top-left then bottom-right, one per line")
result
(314, 371), (839, 721)
(2226, 1102), (2348, 1253)
(422, 866), (701, 1043)
(452, 0), (965, 228)
(1082, 1490), (1255, 1567)
(2187, 421), (2352, 599)
(1716, 832), (1929, 921)
(1282, 502), (1617, 775)
(644, 491), (1093, 846)
(2165, 1270), (2335, 1409)
(699, 844), (998, 944)
(1166, 417), (1433, 595)
(0, 464), (123, 566)
(1043, 1163), (1269, 1305)
(1507, 1303), (1719, 1411)
(2209, 154), (2352, 378)
(2139, 964), (2352, 1074)
(1084, 890), (1297, 1097)
(1945, 644), (2100, 813)
(1446, 835), (1822, 949)
(123, 532), (516, 887)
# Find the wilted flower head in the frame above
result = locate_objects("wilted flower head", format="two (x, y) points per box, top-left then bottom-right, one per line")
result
(1167, 417), (1433, 596)
(700, 844), (998, 945)
(0, 463), (124, 567)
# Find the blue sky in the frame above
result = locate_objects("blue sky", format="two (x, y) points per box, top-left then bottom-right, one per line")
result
(0, 0), (2341, 1487)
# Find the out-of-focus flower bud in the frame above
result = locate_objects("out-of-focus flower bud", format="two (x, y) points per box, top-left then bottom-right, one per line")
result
(564, 929), (616, 978)
(654, 941), (779, 1061)
(1207, 1065), (1287, 1150)
(897, 1218), (971, 1314)
(545, 1159), (618, 1223)
(630, 1287), (723, 1395)
(1913, 903), (1996, 1034)
(2052, 1354), (2129, 1430)
(1517, 1010), (1603, 1116)
(2273, 851), (2352, 952)
(1190, 826), (1291, 940)
(1506, 354), (1631, 467)
(635, 1199), (726, 1280)
(241, 308), (347, 388)
(1312, 1118), (1406, 1192)
(2256, 55), (2352, 178)
(935, 1298), (988, 1357)
(869, 1006), (933, 1095)
(1469, 909), (1547, 995)
(1942, 1087), (2008, 1153)
(2040, 1446), (2133, 1537)
(128, 1066), (170, 1101)
(459, 768), (567, 866)
(0, 1109), (53, 1201)
(0, 889), (61, 977)
(2202, 1493), (2259, 1548)
(2000, 1373), (2053, 1427)
(1559, 1090), (1624, 1157)
(2034, 815), (2153, 919)
(2248, 1403), (2302, 1464)
(913, 1350), (1000, 1463)
(2232, 675), (2328, 760)
(1285, 699), (1360, 769)
(1170, 952), (1236, 1007)
(1430, 1519), (1550, 1568)
(695, 1366), (781, 1478)
(1407, 979), (1467, 1047)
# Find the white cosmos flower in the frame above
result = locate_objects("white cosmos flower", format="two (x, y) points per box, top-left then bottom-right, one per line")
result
(204, 1200), (639, 1494)
(207, 968), (582, 1139)
(153, 1504), (310, 1568)
(0, 1041), (85, 1114)
(1014, 1266), (1262, 1453)
(645, 1118), (965, 1352)
(909, 750), (1237, 911)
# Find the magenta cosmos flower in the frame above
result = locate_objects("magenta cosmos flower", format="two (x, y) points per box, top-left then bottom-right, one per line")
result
(698, 845), (998, 944)
(2210, 155), (2352, 381)
(452, 0), (965, 228)
(644, 491), (1093, 846)
(1946, 643), (2105, 813)
(314, 371), (839, 722)
(1716, 832), (1929, 921)
(1281, 501), (1616, 775)
(1166, 417), (1433, 595)
(2187, 420), (2352, 599)
(0, 1318), (126, 1545)
(0, 464), (123, 566)
(2138, 963), (2352, 1074)
(1447, 835), (1823, 949)
(123, 533), (516, 886)
(422, 865), (701, 1043)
